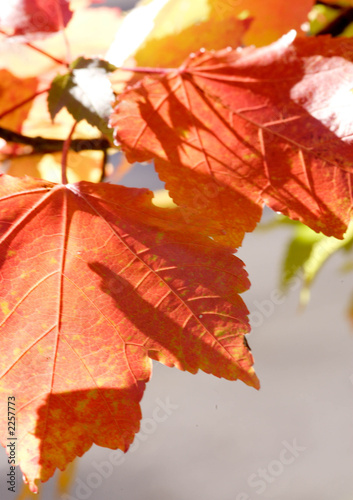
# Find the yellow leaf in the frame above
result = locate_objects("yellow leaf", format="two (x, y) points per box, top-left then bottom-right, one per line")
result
(107, 0), (249, 68)
(6, 151), (103, 183)
(107, 0), (314, 69)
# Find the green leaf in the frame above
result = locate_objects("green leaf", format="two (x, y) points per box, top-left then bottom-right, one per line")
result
(48, 57), (117, 138)
(308, 4), (340, 35)
(300, 222), (353, 305)
(279, 220), (353, 306)
(281, 223), (322, 292)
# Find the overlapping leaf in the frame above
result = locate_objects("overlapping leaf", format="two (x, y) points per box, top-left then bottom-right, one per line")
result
(48, 57), (116, 136)
(0, 70), (38, 132)
(0, 174), (258, 491)
(0, 4), (121, 181)
(0, 5), (122, 79)
(111, 32), (353, 247)
(208, 0), (314, 46)
(5, 151), (103, 183)
(0, 0), (73, 39)
(107, 0), (250, 68)
(107, 0), (314, 70)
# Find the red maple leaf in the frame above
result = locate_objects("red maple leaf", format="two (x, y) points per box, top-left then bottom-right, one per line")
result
(111, 32), (353, 247)
(0, 0), (73, 39)
(0, 174), (258, 491)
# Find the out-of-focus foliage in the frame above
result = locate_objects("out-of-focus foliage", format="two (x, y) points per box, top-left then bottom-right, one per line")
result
(263, 215), (353, 312)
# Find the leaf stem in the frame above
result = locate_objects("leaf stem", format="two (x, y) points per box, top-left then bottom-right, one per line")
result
(61, 122), (77, 184)
(99, 149), (108, 182)
(26, 41), (69, 67)
(0, 29), (69, 67)
(0, 87), (50, 121)
(118, 66), (175, 75)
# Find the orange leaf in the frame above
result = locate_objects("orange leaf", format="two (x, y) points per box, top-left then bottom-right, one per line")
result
(135, 16), (250, 68)
(0, 70), (38, 132)
(0, 5), (122, 79)
(111, 33), (353, 246)
(0, 174), (258, 491)
(107, 0), (251, 69)
(6, 151), (103, 183)
(209, 0), (314, 46)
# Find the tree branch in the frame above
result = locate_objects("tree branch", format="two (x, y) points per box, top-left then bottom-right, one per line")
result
(0, 126), (111, 153)
(315, 7), (353, 36)
(316, 1), (345, 9)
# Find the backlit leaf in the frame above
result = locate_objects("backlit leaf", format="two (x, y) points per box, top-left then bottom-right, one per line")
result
(107, 0), (250, 68)
(0, 174), (258, 491)
(0, 5), (122, 79)
(0, 0), (73, 39)
(107, 0), (314, 69)
(5, 151), (103, 183)
(0, 70), (38, 132)
(111, 33), (353, 247)
(213, 0), (314, 46)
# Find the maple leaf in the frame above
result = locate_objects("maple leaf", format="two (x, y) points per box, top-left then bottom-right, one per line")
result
(0, 0), (73, 39)
(0, 69), (38, 132)
(0, 5), (122, 79)
(111, 32), (353, 247)
(0, 174), (258, 491)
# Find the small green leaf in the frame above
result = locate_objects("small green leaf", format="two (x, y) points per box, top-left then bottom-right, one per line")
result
(300, 222), (353, 305)
(48, 57), (117, 138)
(278, 219), (353, 306)
(281, 223), (322, 292)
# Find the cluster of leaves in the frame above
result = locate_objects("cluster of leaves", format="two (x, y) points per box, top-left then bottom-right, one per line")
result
(1, 0), (353, 492)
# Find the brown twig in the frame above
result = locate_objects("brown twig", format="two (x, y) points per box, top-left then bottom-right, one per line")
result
(0, 88), (50, 121)
(99, 149), (108, 182)
(0, 126), (111, 153)
(61, 122), (77, 184)
(316, 1), (346, 9)
(315, 7), (353, 36)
